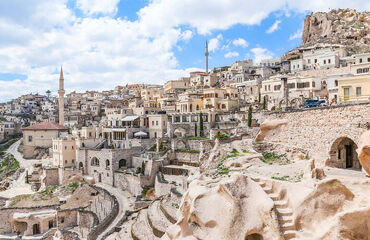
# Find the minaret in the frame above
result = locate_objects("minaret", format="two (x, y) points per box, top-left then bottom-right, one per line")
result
(58, 66), (65, 126)
(205, 41), (209, 74)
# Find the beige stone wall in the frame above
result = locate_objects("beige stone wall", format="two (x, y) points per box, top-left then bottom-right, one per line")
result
(263, 103), (370, 164)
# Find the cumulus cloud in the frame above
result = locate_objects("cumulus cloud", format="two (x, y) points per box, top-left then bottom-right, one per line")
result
(250, 47), (274, 64)
(76, 0), (120, 16)
(180, 30), (193, 41)
(232, 38), (248, 48)
(289, 28), (303, 40)
(1, 0), (370, 101)
(224, 51), (239, 58)
(208, 34), (223, 52)
(266, 20), (281, 34)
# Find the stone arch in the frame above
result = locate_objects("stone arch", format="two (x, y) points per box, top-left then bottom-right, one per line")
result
(174, 127), (186, 138)
(245, 233), (263, 240)
(278, 99), (287, 108)
(119, 159), (127, 168)
(328, 136), (361, 169)
(290, 98), (302, 108)
(91, 157), (99, 166)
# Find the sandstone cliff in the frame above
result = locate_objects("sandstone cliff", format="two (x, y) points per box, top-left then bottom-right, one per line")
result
(302, 9), (370, 53)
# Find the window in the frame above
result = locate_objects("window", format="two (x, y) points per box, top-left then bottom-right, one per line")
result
(338, 149), (341, 159)
(152, 121), (154, 126)
(65, 160), (67, 164)
(156, 121), (158, 126)
(314, 59), (317, 63)
(328, 59), (331, 64)
(356, 87), (362, 96)
(308, 59), (311, 64)
(28, 136), (32, 142)
(335, 80), (338, 87)
(312, 81), (316, 87)
(357, 68), (362, 74)
(106, 159), (110, 168)
(323, 60), (326, 64)
(359, 58), (363, 63)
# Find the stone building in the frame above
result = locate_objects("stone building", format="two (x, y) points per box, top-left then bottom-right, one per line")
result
(22, 122), (69, 158)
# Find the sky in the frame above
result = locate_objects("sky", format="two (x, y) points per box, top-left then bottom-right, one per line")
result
(0, 0), (369, 102)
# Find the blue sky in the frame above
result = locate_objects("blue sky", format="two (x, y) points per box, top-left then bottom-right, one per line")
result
(0, 0), (369, 102)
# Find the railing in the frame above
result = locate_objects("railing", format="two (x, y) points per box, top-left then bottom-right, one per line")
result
(339, 95), (370, 102)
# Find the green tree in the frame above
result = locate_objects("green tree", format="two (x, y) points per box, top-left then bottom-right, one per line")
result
(248, 105), (252, 127)
(46, 90), (51, 98)
(199, 112), (204, 137)
(258, 92), (261, 103)
(195, 122), (198, 137)
(263, 96), (267, 110)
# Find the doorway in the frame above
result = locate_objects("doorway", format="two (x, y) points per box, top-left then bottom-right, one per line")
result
(98, 173), (102, 183)
(345, 144), (353, 168)
(33, 223), (40, 235)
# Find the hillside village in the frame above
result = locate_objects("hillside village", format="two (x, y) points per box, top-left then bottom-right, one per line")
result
(0, 8), (369, 240)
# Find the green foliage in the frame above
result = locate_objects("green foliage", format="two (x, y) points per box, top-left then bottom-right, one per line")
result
(194, 122), (197, 137)
(0, 138), (19, 152)
(215, 131), (229, 140)
(263, 96), (266, 110)
(258, 92), (261, 103)
(141, 161), (146, 175)
(66, 180), (85, 191)
(225, 149), (242, 159)
(262, 152), (290, 165)
(39, 185), (58, 195)
(247, 105), (252, 127)
(175, 148), (200, 153)
(0, 154), (20, 179)
(272, 172), (303, 182)
(185, 136), (208, 140)
(199, 112), (204, 137)
(172, 203), (179, 209)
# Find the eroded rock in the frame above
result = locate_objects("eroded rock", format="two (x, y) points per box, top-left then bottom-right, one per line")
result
(357, 130), (370, 175)
(255, 119), (288, 142)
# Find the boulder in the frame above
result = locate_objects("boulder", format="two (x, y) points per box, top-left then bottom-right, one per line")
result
(356, 130), (370, 175)
(255, 119), (288, 142)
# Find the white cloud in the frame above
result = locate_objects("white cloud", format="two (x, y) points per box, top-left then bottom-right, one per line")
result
(224, 51), (239, 58)
(208, 34), (223, 52)
(289, 28), (302, 40)
(76, 0), (120, 16)
(266, 20), (281, 34)
(232, 38), (248, 48)
(1, 0), (370, 101)
(180, 30), (193, 41)
(250, 47), (274, 64)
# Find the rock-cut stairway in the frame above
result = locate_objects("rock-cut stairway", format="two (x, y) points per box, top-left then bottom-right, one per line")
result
(252, 177), (296, 240)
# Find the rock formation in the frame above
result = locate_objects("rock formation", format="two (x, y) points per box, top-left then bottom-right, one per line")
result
(357, 130), (370, 175)
(294, 179), (354, 231)
(164, 174), (282, 240)
(255, 119), (288, 142)
(302, 9), (370, 53)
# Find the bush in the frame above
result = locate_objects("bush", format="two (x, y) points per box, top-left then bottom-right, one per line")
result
(215, 132), (229, 140)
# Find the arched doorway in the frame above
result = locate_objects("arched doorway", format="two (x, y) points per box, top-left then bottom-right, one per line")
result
(329, 137), (360, 169)
(119, 159), (126, 168)
(79, 162), (84, 174)
(245, 233), (263, 240)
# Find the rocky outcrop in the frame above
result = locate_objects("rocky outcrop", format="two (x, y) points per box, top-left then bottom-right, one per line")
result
(294, 179), (354, 231)
(302, 9), (370, 53)
(255, 119), (288, 142)
(357, 130), (370, 175)
(164, 174), (282, 240)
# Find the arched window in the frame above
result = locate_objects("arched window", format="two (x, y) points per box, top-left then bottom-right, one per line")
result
(196, 105), (200, 110)
(91, 157), (99, 166)
(106, 159), (110, 168)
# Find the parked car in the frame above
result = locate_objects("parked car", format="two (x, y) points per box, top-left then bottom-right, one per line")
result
(304, 99), (322, 108)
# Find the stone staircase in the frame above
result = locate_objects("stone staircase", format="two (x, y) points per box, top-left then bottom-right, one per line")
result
(252, 177), (296, 240)
(131, 196), (179, 240)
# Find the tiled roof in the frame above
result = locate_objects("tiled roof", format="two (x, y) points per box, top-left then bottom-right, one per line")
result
(22, 122), (69, 131)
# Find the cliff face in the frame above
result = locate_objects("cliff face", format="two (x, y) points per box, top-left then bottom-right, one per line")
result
(302, 9), (370, 53)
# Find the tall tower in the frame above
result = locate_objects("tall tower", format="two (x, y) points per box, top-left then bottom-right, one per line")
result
(205, 41), (209, 74)
(58, 66), (65, 126)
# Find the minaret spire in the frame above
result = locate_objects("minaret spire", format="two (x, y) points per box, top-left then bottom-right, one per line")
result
(205, 40), (209, 74)
(58, 66), (65, 126)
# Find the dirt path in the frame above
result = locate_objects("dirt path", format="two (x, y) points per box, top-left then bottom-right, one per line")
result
(0, 140), (41, 199)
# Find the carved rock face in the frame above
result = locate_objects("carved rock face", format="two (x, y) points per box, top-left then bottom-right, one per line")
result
(357, 130), (370, 175)
(164, 174), (281, 240)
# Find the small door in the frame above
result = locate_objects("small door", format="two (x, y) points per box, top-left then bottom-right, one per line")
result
(33, 224), (40, 235)
(345, 145), (352, 168)
(344, 88), (349, 101)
